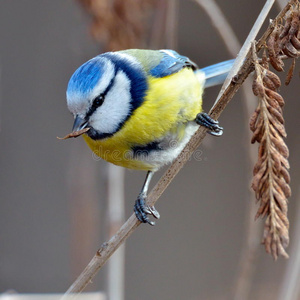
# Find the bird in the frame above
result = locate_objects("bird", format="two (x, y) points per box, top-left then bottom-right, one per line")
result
(65, 49), (234, 225)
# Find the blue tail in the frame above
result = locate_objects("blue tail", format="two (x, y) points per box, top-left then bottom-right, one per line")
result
(198, 59), (235, 88)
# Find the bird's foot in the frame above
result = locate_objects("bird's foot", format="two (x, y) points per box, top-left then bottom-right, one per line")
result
(134, 193), (160, 226)
(196, 112), (223, 136)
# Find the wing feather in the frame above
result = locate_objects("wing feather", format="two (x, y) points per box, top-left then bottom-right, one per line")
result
(149, 49), (198, 78)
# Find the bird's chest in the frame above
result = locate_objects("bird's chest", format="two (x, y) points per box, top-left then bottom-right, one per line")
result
(83, 121), (198, 171)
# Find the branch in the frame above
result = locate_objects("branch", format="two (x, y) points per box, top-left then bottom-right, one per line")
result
(106, 165), (125, 300)
(276, 0), (288, 10)
(61, 0), (297, 298)
(165, 0), (179, 49)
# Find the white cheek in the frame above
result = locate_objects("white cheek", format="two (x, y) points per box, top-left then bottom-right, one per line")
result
(89, 70), (131, 134)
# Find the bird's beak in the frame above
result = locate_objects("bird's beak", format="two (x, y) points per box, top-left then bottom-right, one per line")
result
(72, 115), (88, 132)
(56, 115), (90, 140)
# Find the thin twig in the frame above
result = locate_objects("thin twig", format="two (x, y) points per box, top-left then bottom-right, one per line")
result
(276, 0), (287, 10)
(149, 0), (168, 49)
(67, 142), (100, 281)
(61, 5), (280, 299)
(106, 165), (125, 300)
(165, 0), (179, 49)
(0, 67), (2, 132)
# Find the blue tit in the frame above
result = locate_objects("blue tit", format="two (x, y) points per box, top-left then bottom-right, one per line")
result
(65, 49), (234, 225)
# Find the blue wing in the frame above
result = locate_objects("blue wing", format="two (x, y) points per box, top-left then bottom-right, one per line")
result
(150, 50), (198, 78)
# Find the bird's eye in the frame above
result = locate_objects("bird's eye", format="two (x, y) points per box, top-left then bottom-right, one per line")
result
(93, 94), (105, 108)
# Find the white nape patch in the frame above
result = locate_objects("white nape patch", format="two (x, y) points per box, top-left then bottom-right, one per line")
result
(67, 58), (115, 117)
(89, 70), (131, 134)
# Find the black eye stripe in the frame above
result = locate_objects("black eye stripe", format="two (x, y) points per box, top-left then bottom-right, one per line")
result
(85, 70), (117, 120)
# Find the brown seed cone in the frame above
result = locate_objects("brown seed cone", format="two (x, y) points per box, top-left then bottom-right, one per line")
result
(250, 45), (292, 259)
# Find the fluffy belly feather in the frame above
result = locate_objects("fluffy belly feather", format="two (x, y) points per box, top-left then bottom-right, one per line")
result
(83, 121), (199, 171)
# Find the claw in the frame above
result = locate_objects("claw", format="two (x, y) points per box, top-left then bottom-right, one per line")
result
(195, 112), (223, 136)
(148, 206), (160, 219)
(134, 193), (160, 226)
(208, 129), (223, 136)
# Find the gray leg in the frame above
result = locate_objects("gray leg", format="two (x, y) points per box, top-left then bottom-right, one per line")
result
(134, 171), (160, 226)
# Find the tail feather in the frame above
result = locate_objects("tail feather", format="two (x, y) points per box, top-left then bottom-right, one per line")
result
(196, 59), (235, 88)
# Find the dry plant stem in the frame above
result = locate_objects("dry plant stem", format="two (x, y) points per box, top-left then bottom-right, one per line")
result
(276, 0), (287, 10)
(149, 0), (168, 49)
(250, 0), (300, 259)
(233, 201), (262, 300)
(76, 0), (156, 50)
(165, 0), (179, 49)
(67, 144), (100, 284)
(106, 165), (125, 300)
(251, 45), (290, 259)
(62, 215), (139, 299)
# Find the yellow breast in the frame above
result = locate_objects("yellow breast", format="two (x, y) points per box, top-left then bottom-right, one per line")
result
(83, 68), (203, 170)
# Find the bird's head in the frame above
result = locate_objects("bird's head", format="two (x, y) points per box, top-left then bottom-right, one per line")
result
(66, 52), (148, 140)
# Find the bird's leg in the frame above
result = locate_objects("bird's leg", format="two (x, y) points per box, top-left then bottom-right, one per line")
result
(195, 112), (223, 136)
(134, 171), (160, 226)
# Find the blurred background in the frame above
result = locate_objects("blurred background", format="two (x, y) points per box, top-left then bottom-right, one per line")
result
(0, 0), (300, 299)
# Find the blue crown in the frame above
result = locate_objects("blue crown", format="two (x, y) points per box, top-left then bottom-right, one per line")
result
(67, 57), (104, 97)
